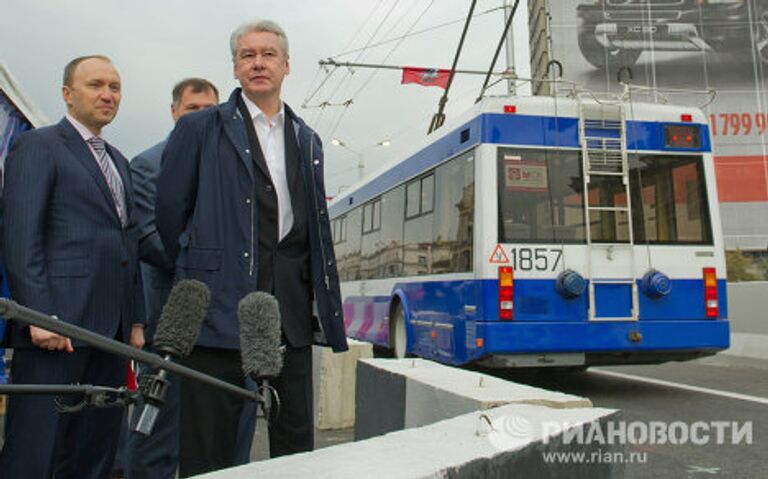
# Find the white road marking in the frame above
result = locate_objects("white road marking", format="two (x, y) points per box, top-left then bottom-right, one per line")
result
(591, 369), (768, 406)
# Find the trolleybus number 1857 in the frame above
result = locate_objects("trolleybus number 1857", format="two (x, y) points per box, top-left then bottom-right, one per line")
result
(507, 247), (563, 272)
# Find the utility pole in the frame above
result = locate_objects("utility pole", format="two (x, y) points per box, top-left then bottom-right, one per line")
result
(503, 0), (517, 95)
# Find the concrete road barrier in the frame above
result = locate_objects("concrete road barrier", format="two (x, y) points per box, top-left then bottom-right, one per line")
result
(725, 282), (768, 361)
(194, 403), (623, 479)
(355, 358), (592, 440)
(313, 339), (373, 430)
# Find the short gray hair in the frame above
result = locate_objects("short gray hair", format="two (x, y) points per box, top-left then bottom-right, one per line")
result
(230, 20), (289, 60)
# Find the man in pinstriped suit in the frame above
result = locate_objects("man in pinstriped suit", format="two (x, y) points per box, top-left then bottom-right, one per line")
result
(0, 55), (145, 479)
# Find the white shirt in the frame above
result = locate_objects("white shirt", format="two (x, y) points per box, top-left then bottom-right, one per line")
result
(241, 93), (294, 242)
(65, 113), (123, 182)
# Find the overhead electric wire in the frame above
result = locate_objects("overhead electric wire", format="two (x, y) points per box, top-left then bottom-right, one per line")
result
(349, 0), (436, 100)
(302, 0), (391, 111)
(307, 0), (398, 129)
(305, 2), (502, 115)
(312, 0), (403, 133)
(329, 5), (503, 59)
(328, 0), (437, 138)
(377, 0), (424, 52)
(340, 0), (389, 54)
(352, 0), (403, 63)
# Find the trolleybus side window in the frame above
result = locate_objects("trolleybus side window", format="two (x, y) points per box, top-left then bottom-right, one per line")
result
(379, 186), (406, 278)
(337, 207), (362, 281)
(421, 175), (435, 214)
(332, 215), (346, 245)
(335, 150), (475, 280)
(431, 152), (474, 275)
(404, 174), (435, 276)
(405, 173), (434, 220)
(362, 198), (382, 235)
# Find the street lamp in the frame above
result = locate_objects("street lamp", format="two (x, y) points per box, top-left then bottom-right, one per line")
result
(331, 138), (391, 182)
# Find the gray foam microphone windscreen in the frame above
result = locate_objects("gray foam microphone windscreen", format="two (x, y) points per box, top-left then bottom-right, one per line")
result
(153, 279), (210, 357)
(238, 291), (284, 379)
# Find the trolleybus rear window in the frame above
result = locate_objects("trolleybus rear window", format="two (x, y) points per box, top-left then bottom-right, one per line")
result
(497, 148), (713, 245)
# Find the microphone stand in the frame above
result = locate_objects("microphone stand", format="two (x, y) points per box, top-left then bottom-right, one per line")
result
(0, 384), (139, 412)
(0, 298), (259, 405)
(133, 365), (170, 435)
(253, 377), (281, 423)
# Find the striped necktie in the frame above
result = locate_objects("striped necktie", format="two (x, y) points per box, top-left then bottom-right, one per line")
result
(87, 137), (127, 226)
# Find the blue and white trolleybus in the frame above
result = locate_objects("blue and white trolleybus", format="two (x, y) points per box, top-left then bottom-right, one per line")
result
(329, 88), (729, 368)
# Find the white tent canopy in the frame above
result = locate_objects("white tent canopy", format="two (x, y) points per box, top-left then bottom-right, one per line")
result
(0, 62), (48, 128)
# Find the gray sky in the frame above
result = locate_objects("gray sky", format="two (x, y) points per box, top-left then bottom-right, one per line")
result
(0, 0), (529, 194)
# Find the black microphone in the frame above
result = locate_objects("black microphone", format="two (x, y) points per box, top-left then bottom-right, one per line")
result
(238, 291), (284, 421)
(134, 279), (209, 435)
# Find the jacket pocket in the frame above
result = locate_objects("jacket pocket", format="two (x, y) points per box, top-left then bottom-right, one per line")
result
(181, 247), (223, 271)
(49, 258), (91, 277)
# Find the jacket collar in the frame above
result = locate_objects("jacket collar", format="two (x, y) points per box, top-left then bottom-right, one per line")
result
(220, 89), (255, 182)
(219, 88), (312, 181)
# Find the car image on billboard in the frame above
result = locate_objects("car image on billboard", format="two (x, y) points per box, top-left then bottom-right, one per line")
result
(576, 0), (765, 69)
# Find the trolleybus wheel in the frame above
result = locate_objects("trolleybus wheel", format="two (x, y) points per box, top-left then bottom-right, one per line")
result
(391, 304), (408, 359)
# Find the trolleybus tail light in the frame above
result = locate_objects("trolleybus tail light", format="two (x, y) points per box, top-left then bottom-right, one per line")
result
(703, 267), (719, 318)
(499, 266), (514, 320)
(680, 114), (693, 122)
(503, 105), (517, 113)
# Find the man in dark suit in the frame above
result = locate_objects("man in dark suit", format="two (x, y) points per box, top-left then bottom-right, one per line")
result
(0, 55), (145, 479)
(156, 20), (348, 477)
(124, 77), (219, 479)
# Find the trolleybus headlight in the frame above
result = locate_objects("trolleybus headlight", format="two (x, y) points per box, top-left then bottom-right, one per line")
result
(556, 269), (586, 298)
(641, 269), (672, 298)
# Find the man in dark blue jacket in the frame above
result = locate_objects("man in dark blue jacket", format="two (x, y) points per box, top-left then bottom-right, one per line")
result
(156, 20), (347, 477)
(0, 55), (145, 479)
(124, 77), (219, 479)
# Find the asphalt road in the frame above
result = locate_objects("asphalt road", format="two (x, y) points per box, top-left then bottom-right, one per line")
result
(484, 355), (767, 479)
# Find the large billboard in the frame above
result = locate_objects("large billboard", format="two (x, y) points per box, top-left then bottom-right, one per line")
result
(533, 0), (768, 278)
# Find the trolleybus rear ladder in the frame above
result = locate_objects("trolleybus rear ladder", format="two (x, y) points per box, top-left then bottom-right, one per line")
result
(577, 97), (639, 321)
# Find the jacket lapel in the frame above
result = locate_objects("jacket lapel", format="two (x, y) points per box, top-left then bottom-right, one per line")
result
(58, 119), (121, 225)
(221, 91), (255, 183)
